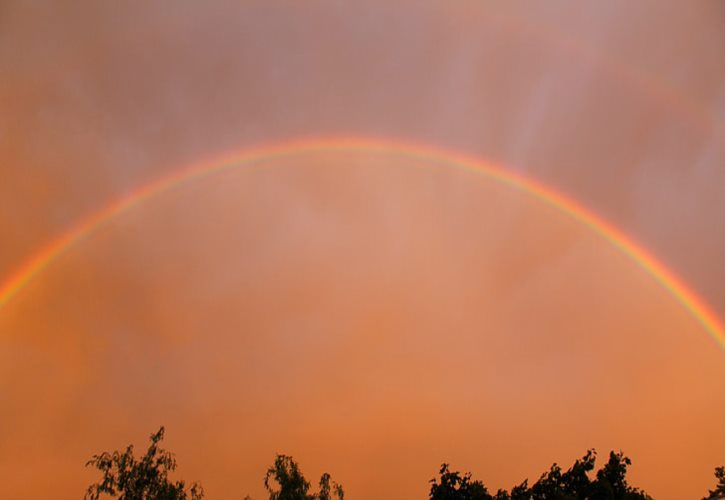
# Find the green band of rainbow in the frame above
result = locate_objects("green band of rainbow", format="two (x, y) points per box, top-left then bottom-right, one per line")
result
(1, 136), (723, 348)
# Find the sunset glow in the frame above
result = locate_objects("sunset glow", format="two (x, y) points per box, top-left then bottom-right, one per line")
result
(1, 2), (723, 499)
(1, 138), (723, 349)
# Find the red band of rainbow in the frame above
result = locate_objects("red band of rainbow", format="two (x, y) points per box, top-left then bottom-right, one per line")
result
(1, 136), (723, 348)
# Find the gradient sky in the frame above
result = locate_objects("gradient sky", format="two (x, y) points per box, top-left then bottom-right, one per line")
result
(0, 1), (724, 499)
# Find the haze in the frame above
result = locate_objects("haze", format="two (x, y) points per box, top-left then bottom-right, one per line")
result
(0, 2), (723, 499)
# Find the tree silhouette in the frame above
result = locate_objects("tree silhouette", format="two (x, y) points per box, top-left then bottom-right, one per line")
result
(85, 427), (203, 500)
(83, 429), (716, 499)
(703, 466), (725, 500)
(429, 463), (492, 499)
(264, 454), (344, 500)
(526, 449), (597, 499)
(317, 472), (345, 500)
(589, 451), (650, 500)
(430, 449), (651, 500)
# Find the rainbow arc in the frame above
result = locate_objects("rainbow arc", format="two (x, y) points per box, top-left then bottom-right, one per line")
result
(1, 136), (723, 348)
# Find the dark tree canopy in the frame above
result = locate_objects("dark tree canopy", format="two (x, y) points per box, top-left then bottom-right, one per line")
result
(85, 427), (720, 499)
(703, 466), (725, 500)
(430, 450), (652, 500)
(85, 427), (203, 500)
(589, 451), (650, 500)
(429, 463), (491, 500)
(264, 454), (344, 500)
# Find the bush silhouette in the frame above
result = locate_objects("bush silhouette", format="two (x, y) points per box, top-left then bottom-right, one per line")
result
(85, 427), (722, 499)
(703, 466), (725, 500)
(264, 454), (344, 500)
(85, 427), (203, 500)
(430, 450), (651, 500)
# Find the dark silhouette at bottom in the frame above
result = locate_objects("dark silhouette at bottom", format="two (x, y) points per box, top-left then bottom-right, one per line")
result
(84, 427), (724, 499)
(85, 427), (203, 500)
(429, 449), (650, 499)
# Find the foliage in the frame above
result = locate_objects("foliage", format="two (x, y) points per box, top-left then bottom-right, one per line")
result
(590, 451), (650, 500)
(84, 428), (719, 499)
(85, 427), (203, 500)
(703, 466), (725, 500)
(317, 472), (345, 500)
(264, 454), (344, 500)
(430, 450), (651, 500)
(429, 463), (492, 500)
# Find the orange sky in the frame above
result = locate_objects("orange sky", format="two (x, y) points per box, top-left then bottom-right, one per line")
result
(0, 2), (723, 499)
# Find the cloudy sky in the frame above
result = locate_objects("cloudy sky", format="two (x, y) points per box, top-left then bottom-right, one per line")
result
(0, 1), (723, 498)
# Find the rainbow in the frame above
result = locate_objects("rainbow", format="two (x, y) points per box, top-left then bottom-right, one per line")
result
(1, 136), (723, 348)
